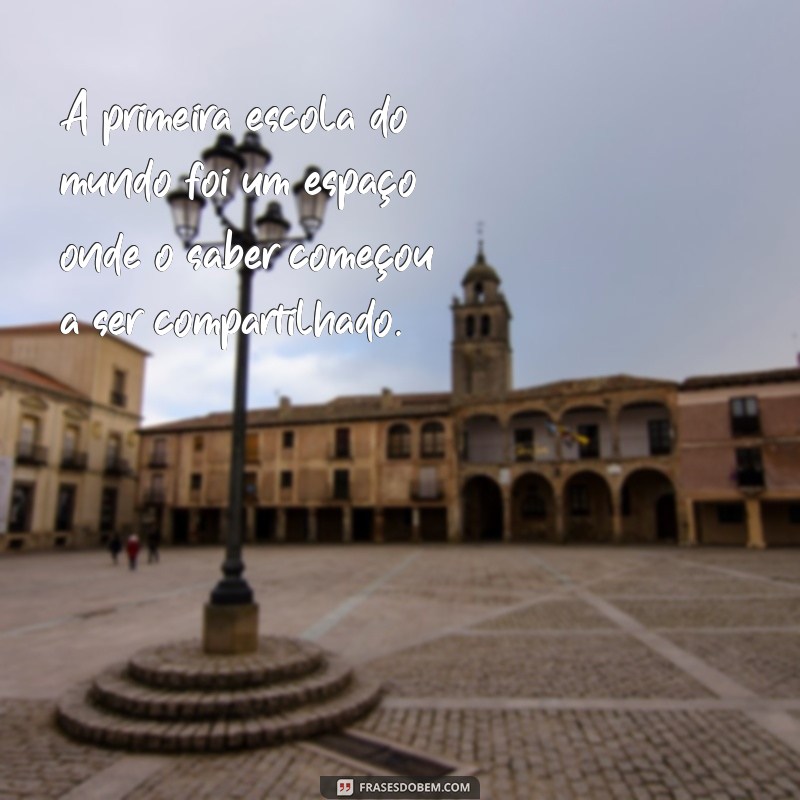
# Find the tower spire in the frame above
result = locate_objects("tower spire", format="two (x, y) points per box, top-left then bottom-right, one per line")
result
(477, 220), (484, 261)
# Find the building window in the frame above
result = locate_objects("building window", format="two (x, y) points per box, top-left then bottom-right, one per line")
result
(55, 484), (76, 531)
(61, 424), (85, 470)
(19, 415), (39, 446)
(100, 487), (118, 533)
(416, 466), (440, 499)
(421, 422), (445, 458)
(62, 425), (79, 459)
(514, 428), (534, 462)
(333, 469), (349, 500)
(521, 489), (546, 519)
(648, 419), (671, 456)
(245, 432), (260, 463)
(106, 433), (121, 461)
(283, 430), (294, 449)
(730, 396), (760, 436)
(9, 482), (35, 532)
(190, 473), (202, 491)
(280, 470), (293, 489)
(244, 471), (258, 502)
(578, 425), (599, 459)
(465, 315), (475, 338)
(736, 447), (764, 488)
(105, 433), (125, 473)
(150, 437), (168, 468)
(193, 435), (204, 452)
(149, 473), (165, 504)
(334, 428), (351, 459)
(717, 503), (744, 524)
(569, 484), (590, 516)
(17, 415), (44, 463)
(789, 504), (800, 524)
(111, 369), (127, 407)
(480, 314), (491, 336)
(387, 423), (411, 459)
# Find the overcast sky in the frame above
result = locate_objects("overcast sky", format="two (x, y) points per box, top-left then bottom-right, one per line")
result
(2, 1), (799, 426)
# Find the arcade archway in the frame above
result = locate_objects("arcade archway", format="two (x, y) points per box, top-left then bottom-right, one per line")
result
(462, 475), (503, 541)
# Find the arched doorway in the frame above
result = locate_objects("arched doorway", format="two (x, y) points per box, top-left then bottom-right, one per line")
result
(563, 471), (612, 542)
(656, 494), (678, 541)
(621, 469), (677, 543)
(462, 475), (503, 541)
(511, 473), (556, 541)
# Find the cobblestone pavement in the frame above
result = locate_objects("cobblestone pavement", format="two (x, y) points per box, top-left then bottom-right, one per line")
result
(1, 545), (800, 798)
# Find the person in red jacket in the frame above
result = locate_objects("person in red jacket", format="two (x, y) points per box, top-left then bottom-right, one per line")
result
(126, 533), (141, 571)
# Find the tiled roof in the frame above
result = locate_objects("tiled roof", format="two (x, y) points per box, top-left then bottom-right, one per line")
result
(0, 358), (89, 401)
(510, 374), (677, 399)
(682, 367), (800, 391)
(140, 376), (679, 435)
(141, 391), (453, 433)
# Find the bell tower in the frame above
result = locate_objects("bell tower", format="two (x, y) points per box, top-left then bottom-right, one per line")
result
(451, 242), (512, 400)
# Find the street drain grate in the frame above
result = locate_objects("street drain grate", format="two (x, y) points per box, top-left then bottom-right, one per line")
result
(312, 731), (455, 776)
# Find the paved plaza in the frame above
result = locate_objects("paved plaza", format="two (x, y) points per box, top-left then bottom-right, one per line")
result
(1, 545), (799, 799)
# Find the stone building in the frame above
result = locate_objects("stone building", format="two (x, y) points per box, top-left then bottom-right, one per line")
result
(0, 323), (147, 551)
(141, 247), (760, 547)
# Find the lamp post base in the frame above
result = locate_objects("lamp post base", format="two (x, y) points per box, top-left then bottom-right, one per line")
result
(203, 602), (259, 654)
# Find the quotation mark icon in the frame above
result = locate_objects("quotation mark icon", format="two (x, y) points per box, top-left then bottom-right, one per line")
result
(337, 778), (354, 796)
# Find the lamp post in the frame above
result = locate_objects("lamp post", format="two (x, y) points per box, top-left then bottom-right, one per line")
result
(166, 133), (328, 653)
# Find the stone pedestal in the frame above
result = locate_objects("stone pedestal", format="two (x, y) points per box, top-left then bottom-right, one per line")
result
(203, 603), (259, 654)
(57, 635), (383, 752)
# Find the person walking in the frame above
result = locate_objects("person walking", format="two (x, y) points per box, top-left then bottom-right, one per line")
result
(126, 533), (141, 571)
(147, 529), (161, 564)
(109, 533), (122, 565)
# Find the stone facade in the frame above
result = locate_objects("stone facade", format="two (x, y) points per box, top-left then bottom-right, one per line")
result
(136, 248), (800, 548)
(0, 323), (147, 551)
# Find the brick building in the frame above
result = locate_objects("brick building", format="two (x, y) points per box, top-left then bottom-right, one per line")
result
(679, 369), (800, 547)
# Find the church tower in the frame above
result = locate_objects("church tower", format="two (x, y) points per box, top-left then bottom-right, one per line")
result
(451, 243), (512, 400)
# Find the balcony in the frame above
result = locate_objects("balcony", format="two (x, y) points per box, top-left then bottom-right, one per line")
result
(105, 456), (132, 477)
(410, 487), (444, 502)
(148, 454), (168, 469)
(332, 472), (350, 501)
(61, 451), (88, 471)
(514, 443), (534, 462)
(16, 442), (48, 466)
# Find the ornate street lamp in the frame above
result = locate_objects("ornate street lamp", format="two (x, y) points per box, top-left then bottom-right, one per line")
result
(166, 133), (328, 653)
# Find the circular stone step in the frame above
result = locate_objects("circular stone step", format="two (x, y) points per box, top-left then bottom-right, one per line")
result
(128, 636), (324, 691)
(91, 656), (353, 720)
(57, 675), (383, 752)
